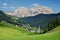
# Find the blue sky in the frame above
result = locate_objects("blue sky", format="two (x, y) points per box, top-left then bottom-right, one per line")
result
(0, 0), (60, 13)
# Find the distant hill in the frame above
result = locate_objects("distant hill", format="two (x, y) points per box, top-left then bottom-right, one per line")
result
(21, 13), (60, 33)
(21, 13), (59, 26)
(0, 10), (11, 22)
(0, 10), (23, 25)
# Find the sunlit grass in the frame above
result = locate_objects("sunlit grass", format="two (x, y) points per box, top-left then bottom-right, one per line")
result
(0, 21), (60, 40)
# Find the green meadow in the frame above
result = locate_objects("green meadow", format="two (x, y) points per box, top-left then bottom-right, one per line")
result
(0, 21), (60, 40)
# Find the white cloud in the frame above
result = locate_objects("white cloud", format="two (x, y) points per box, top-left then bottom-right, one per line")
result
(3, 6), (8, 8)
(2, 6), (15, 9)
(2, 3), (15, 9)
(3, 3), (7, 6)
(2, 6), (8, 8)
(9, 6), (15, 9)
(33, 3), (39, 6)
(2, 3), (8, 8)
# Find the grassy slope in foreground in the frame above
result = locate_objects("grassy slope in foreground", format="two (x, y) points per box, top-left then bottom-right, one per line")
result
(0, 22), (60, 40)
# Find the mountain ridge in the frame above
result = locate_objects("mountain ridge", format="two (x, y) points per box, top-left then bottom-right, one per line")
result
(6, 5), (54, 17)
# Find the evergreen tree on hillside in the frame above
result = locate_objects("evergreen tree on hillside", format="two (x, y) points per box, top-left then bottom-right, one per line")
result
(45, 16), (60, 33)
(0, 10), (23, 25)
(0, 10), (10, 21)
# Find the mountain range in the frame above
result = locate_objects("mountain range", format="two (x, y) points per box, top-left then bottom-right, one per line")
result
(5, 5), (60, 31)
(6, 5), (53, 17)
(0, 5), (60, 33)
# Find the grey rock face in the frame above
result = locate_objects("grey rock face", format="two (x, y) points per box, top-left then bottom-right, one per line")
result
(6, 5), (54, 17)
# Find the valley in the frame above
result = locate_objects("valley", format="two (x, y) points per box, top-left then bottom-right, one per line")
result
(0, 2), (60, 40)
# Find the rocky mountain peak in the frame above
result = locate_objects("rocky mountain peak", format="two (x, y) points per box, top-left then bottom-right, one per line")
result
(6, 5), (54, 17)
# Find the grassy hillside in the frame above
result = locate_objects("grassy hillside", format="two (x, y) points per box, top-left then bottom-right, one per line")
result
(0, 21), (60, 40)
